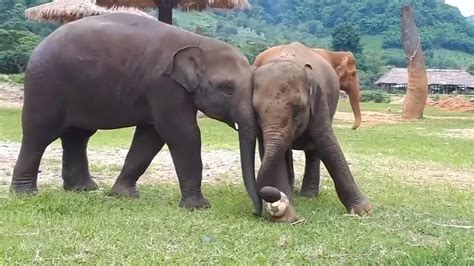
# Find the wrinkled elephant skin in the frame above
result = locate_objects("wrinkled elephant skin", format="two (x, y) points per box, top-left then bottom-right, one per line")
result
(252, 42), (371, 221)
(10, 13), (260, 213)
(254, 46), (362, 130)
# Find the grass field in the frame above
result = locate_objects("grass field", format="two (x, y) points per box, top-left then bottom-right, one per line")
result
(360, 35), (474, 70)
(1, 103), (473, 264)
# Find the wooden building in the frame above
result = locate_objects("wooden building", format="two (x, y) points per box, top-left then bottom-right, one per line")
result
(375, 68), (474, 94)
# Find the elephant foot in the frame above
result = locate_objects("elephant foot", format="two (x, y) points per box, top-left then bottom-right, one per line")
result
(347, 199), (373, 216)
(260, 186), (298, 223)
(10, 180), (38, 194)
(110, 183), (140, 198)
(179, 195), (210, 209)
(299, 188), (320, 198)
(63, 176), (99, 192)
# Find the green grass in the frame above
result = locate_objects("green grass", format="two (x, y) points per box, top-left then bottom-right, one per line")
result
(0, 74), (25, 84)
(337, 100), (474, 117)
(1, 182), (473, 264)
(1, 104), (473, 263)
(0, 107), (237, 150)
(2, 105), (474, 168)
(360, 35), (474, 69)
(336, 102), (474, 168)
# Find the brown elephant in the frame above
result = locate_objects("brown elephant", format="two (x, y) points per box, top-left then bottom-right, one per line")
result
(311, 49), (361, 130)
(254, 47), (362, 130)
(252, 42), (371, 222)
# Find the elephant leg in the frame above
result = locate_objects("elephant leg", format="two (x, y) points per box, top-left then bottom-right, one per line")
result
(60, 128), (98, 191)
(10, 133), (58, 193)
(153, 112), (209, 209)
(300, 150), (321, 198)
(111, 126), (165, 197)
(316, 128), (372, 215)
(285, 150), (295, 192)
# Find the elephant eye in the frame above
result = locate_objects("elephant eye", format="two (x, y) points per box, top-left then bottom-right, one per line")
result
(293, 106), (303, 120)
(220, 82), (234, 97)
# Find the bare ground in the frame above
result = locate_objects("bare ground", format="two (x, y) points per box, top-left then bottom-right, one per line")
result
(1, 140), (472, 192)
(0, 82), (23, 108)
(437, 128), (474, 140)
(0, 82), (473, 191)
(334, 111), (403, 127)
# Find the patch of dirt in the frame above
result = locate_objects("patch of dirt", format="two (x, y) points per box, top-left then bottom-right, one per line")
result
(334, 111), (402, 127)
(438, 128), (474, 140)
(0, 81), (472, 190)
(0, 141), (252, 189)
(392, 95), (474, 113)
(2, 141), (472, 192)
(354, 155), (474, 190)
(0, 82), (23, 108)
(390, 95), (405, 105)
(427, 96), (474, 113)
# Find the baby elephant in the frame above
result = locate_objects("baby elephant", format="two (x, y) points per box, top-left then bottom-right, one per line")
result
(252, 42), (371, 222)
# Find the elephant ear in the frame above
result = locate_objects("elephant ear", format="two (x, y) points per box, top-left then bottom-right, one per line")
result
(165, 46), (203, 93)
(335, 56), (349, 80)
(304, 63), (318, 115)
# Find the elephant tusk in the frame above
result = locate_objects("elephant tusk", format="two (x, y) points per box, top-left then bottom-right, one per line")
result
(234, 122), (239, 130)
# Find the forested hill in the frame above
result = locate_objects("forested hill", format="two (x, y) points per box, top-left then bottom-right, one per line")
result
(468, 16), (474, 25)
(1, 0), (474, 87)
(238, 0), (474, 55)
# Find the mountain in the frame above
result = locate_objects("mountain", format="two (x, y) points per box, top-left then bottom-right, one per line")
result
(468, 16), (474, 25)
(172, 0), (474, 87)
(1, 0), (474, 87)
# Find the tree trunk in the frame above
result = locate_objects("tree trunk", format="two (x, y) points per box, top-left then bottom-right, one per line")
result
(400, 5), (428, 119)
(154, 0), (174, 24)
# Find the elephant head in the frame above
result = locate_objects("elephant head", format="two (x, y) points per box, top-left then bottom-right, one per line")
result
(312, 49), (361, 130)
(165, 38), (261, 215)
(252, 60), (316, 222)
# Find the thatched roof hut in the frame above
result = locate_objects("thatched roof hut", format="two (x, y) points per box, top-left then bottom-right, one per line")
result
(25, 0), (251, 24)
(375, 68), (474, 94)
(25, 0), (155, 24)
(96, 0), (251, 11)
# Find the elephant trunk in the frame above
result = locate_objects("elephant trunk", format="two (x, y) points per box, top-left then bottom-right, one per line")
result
(236, 104), (260, 216)
(347, 86), (362, 130)
(257, 125), (292, 201)
(256, 126), (297, 222)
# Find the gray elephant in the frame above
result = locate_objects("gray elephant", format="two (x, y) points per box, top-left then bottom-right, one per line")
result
(10, 13), (261, 212)
(252, 42), (371, 221)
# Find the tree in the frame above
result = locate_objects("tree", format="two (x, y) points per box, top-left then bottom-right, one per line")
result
(0, 29), (39, 73)
(331, 23), (362, 53)
(401, 5), (428, 120)
(468, 64), (474, 75)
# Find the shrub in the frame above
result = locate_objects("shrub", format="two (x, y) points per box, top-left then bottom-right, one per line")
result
(360, 90), (390, 103)
(8, 73), (25, 84)
(431, 95), (441, 101)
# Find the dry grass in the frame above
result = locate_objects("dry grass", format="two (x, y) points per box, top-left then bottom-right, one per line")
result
(25, 0), (251, 24)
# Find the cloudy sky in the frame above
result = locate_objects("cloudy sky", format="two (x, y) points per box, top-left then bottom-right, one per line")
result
(445, 0), (474, 17)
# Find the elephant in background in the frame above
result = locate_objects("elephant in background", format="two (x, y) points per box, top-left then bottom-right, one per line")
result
(252, 42), (371, 222)
(311, 49), (361, 130)
(10, 13), (261, 213)
(254, 47), (362, 130)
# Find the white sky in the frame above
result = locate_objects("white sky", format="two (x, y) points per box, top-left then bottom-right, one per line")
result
(445, 0), (474, 17)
